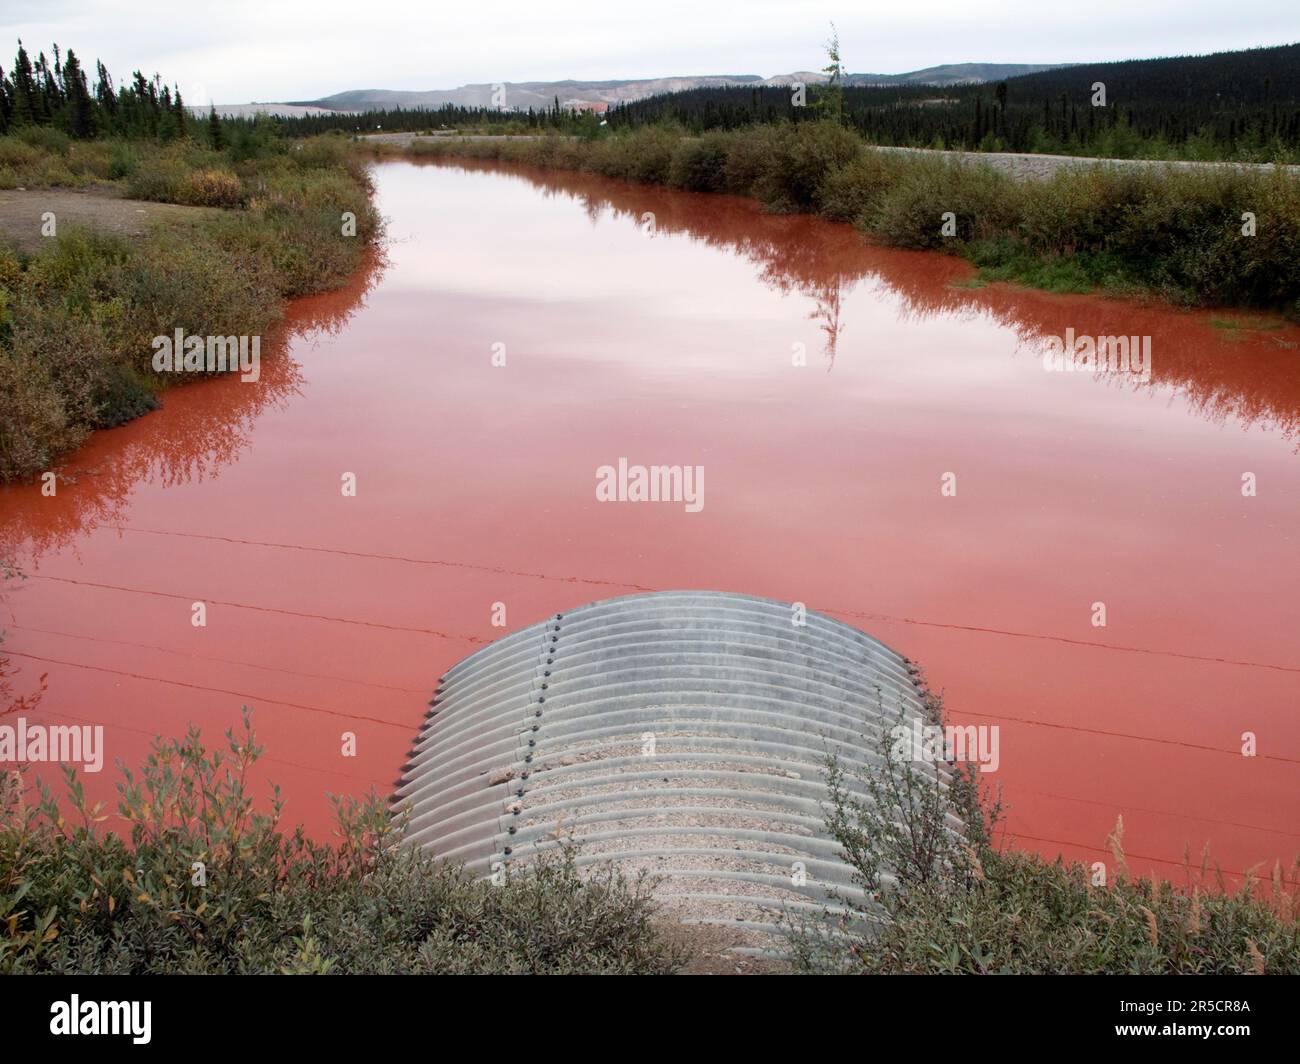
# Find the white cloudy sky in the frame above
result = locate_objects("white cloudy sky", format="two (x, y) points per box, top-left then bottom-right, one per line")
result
(4, 0), (1296, 103)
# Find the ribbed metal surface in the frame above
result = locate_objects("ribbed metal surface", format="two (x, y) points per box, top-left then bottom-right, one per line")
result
(392, 590), (955, 945)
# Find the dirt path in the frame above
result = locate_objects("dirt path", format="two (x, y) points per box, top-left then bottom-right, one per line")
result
(0, 186), (221, 254)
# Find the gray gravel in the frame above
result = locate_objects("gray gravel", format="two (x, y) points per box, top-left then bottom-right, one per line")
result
(857, 144), (1297, 181)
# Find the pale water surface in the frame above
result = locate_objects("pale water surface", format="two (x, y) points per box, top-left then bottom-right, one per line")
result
(2, 159), (1297, 880)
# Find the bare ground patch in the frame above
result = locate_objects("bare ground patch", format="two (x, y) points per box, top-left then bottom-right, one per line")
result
(0, 186), (223, 254)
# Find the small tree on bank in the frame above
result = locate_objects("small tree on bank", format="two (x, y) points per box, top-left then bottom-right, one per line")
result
(208, 104), (223, 149)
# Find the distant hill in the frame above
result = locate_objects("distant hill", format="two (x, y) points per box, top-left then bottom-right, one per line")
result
(291, 64), (1064, 113)
(846, 63), (1063, 87)
(612, 42), (1300, 157)
(960, 42), (1300, 103)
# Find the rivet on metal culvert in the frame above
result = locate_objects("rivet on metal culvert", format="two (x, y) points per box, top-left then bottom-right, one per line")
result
(516, 788), (524, 797)
(537, 696), (545, 703)
(541, 683), (548, 690)
(528, 739), (535, 747)
(524, 755), (533, 763)
(546, 658), (553, 665)
(508, 825), (516, 834)
(503, 847), (512, 856)
(521, 771), (530, 779)
(543, 670), (551, 677)
(534, 709), (542, 717)
(531, 725), (539, 732)
(555, 613), (563, 619)
(551, 635), (558, 643)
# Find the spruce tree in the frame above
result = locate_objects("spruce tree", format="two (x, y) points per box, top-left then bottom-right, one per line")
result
(62, 49), (94, 137)
(95, 60), (117, 130)
(11, 42), (36, 126)
(208, 105), (224, 149)
(172, 84), (186, 138)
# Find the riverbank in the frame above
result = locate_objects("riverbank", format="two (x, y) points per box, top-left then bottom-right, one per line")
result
(0, 130), (382, 482)
(4, 703), (1295, 973)
(378, 123), (1300, 315)
(4, 157), (1297, 972)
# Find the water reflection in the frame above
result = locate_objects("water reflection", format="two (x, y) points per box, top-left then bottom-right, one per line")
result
(428, 157), (1300, 441)
(1, 159), (1293, 871)
(0, 251), (385, 565)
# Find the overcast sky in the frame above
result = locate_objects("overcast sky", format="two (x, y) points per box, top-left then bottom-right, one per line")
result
(4, 0), (1296, 104)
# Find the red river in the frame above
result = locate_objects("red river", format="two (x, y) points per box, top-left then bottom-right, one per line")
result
(1, 158), (1297, 883)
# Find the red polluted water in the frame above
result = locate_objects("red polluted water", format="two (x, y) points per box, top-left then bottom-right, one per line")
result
(1, 158), (1297, 881)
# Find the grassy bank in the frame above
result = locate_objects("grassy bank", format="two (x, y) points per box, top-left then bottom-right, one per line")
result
(0, 714), (684, 974)
(2, 700), (1294, 974)
(390, 124), (1300, 316)
(0, 128), (381, 482)
(788, 689), (1300, 975)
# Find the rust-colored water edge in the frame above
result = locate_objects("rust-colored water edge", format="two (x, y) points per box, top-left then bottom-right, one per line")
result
(1, 159), (1296, 886)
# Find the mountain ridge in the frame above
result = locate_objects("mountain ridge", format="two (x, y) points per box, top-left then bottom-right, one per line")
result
(284, 63), (1065, 113)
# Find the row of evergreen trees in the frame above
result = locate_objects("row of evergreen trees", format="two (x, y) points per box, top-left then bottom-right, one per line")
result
(0, 40), (192, 140)
(271, 98), (593, 137)
(0, 39), (591, 145)
(610, 43), (1300, 156)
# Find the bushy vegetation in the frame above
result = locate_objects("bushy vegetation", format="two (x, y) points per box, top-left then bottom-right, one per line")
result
(0, 132), (380, 482)
(1, 691), (1292, 975)
(0, 714), (685, 974)
(0, 40), (384, 482)
(403, 122), (1300, 316)
(787, 695), (1300, 975)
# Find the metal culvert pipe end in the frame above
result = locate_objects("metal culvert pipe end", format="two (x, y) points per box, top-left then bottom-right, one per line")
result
(391, 590), (959, 952)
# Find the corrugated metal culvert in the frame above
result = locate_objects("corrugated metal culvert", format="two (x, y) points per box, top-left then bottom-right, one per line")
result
(393, 590), (955, 948)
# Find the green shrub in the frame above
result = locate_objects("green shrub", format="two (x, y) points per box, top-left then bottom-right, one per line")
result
(1018, 165), (1157, 256)
(668, 133), (731, 193)
(0, 137), (44, 173)
(0, 714), (685, 974)
(178, 167), (244, 207)
(966, 238), (1124, 295)
(290, 135), (353, 170)
(90, 363), (159, 428)
(98, 230), (281, 370)
(0, 346), (81, 481)
(107, 141), (139, 179)
(0, 246), (21, 290)
(756, 120), (862, 213)
(16, 125), (71, 156)
(817, 151), (906, 223)
(24, 225), (134, 293)
(589, 127), (679, 184)
(1011, 164), (1300, 307)
(872, 158), (1020, 249)
(788, 695), (1300, 975)
(0, 135), (121, 186)
(722, 125), (781, 196)
(125, 158), (186, 202)
(7, 298), (109, 427)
